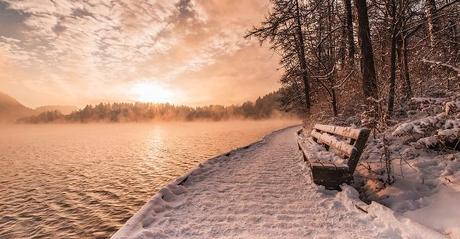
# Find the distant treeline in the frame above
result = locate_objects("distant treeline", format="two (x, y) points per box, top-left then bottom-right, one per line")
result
(18, 92), (294, 123)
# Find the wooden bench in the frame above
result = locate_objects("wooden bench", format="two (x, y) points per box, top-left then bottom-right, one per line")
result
(297, 124), (370, 189)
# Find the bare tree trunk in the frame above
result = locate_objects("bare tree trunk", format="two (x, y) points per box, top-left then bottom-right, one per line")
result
(354, 0), (378, 99)
(340, 22), (347, 67)
(329, 0), (339, 116)
(425, 0), (437, 48)
(388, 30), (397, 116)
(388, 0), (398, 116)
(401, 36), (412, 99)
(344, 0), (355, 64)
(295, 0), (311, 112)
(332, 88), (338, 116)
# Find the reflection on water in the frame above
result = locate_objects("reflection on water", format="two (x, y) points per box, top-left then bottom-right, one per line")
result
(0, 120), (297, 238)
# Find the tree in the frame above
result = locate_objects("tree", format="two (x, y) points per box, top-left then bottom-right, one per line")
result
(354, 0), (378, 100)
(387, 0), (400, 115)
(294, 0), (312, 112)
(424, 0), (438, 48)
(249, 0), (459, 120)
(246, 0), (311, 113)
(344, 0), (356, 64)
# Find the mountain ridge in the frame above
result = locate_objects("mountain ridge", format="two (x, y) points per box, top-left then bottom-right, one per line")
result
(0, 92), (35, 123)
(0, 92), (80, 123)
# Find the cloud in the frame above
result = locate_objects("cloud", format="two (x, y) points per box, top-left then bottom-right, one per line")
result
(0, 0), (280, 107)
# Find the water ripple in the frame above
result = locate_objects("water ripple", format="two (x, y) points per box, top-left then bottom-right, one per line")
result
(0, 120), (296, 238)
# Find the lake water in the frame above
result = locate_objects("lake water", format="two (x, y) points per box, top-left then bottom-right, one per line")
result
(0, 120), (298, 238)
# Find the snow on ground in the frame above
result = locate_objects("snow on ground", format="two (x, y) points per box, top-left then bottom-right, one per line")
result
(404, 186), (460, 237)
(112, 126), (444, 239)
(357, 93), (460, 238)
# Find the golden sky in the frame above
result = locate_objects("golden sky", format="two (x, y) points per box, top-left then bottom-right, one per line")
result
(0, 0), (281, 108)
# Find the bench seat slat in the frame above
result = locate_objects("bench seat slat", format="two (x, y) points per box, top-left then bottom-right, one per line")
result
(310, 130), (355, 157)
(310, 162), (348, 170)
(297, 139), (348, 167)
(314, 124), (362, 139)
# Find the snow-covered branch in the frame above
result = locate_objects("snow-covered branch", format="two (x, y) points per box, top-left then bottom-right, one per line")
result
(422, 59), (460, 77)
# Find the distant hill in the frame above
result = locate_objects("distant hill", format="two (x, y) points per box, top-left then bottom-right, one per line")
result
(0, 92), (35, 123)
(35, 105), (78, 115)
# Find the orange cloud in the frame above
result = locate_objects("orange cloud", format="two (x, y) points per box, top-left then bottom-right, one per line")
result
(0, 0), (280, 108)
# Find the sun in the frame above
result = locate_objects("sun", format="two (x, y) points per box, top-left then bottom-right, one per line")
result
(130, 82), (175, 103)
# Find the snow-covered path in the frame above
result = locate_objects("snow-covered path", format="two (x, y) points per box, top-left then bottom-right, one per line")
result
(112, 126), (444, 239)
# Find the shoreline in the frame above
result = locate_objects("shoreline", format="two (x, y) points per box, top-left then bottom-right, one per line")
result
(175, 124), (302, 185)
(111, 124), (301, 238)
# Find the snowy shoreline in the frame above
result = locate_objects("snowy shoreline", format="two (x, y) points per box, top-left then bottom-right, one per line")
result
(173, 124), (303, 186)
(111, 124), (300, 238)
(112, 126), (446, 239)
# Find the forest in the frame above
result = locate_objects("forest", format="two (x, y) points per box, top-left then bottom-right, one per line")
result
(246, 0), (460, 211)
(17, 92), (290, 123)
(247, 0), (459, 125)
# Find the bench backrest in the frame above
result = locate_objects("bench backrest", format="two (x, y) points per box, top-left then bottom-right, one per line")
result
(310, 124), (370, 173)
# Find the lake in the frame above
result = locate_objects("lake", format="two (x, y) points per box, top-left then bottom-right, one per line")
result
(0, 120), (298, 238)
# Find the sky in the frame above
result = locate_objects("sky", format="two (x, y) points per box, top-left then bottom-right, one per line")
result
(0, 0), (281, 108)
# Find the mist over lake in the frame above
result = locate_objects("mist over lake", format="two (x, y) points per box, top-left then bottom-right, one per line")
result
(0, 120), (298, 238)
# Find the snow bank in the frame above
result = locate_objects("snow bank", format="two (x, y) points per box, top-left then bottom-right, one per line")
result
(404, 186), (460, 238)
(358, 93), (460, 238)
(367, 201), (445, 239)
(338, 185), (444, 239)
